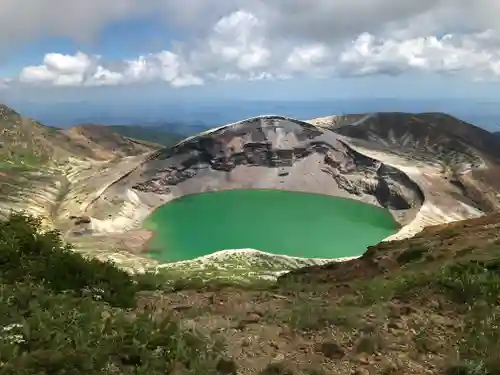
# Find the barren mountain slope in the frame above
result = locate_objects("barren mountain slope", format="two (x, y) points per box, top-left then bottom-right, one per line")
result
(77, 116), (424, 233)
(0, 104), (95, 164)
(309, 112), (500, 214)
(0, 105), (159, 230)
(137, 212), (500, 375)
(3, 106), (500, 276)
(62, 113), (499, 274)
(63, 124), (161, 160)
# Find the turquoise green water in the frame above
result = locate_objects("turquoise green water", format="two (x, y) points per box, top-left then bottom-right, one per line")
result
(143, 190), (399, 262)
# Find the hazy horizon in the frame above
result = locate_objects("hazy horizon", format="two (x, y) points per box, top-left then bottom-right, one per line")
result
(2, 97), (499, 133)
(1, 1), (500, 132)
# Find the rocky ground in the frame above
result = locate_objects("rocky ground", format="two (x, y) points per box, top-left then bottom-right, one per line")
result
(62, 113), (497, 279)
(134, 214), (500, 374)
(3, 108), (500, 374)
(3, 108), (500, 280)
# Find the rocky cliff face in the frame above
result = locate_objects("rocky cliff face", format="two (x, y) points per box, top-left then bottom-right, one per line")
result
(61, 113), (498, 268)
(96, 116), (424, 228)
(310, 112), (500, 213)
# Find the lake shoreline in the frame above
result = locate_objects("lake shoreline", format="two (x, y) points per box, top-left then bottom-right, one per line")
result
(141, 189), (398, 263)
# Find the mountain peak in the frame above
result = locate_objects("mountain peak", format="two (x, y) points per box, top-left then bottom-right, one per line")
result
(0, 103), (20, 118)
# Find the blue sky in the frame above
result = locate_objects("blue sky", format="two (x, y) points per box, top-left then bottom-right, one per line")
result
(0, 17), (176, 74)
(1, 0), (500, 109)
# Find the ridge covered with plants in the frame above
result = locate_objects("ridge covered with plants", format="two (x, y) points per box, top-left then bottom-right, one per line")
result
(1, 212), (500, 374)
(0, 213), (226, 375)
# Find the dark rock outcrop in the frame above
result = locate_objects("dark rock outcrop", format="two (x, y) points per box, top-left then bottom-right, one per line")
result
(125, 116), (424, 224)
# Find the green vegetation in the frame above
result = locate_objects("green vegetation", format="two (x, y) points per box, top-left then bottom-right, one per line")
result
(108, 125), (184, 147)
(0, 108), (52, 166)
(275, 258), (500, 374)
(2, 210), (500, 374)
(0, 213), (227, 374)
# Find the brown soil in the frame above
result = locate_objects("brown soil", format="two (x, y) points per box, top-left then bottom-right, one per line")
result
(133, 214), (500, 375)
(63, 124), (159, 160)
(122, 229), (155, 254)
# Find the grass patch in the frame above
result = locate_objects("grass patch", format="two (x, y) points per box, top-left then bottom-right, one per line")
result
(348, 257), (500, 373)
(441, 228), (460, 239)
(271, 297), (362, 331)
(354, 331), (387, 354)
(447, 305), (500, 374)
(0, 282), (224, 375)
(0, 212), (137, 307)
(135, 270), (276, 292)
(396, 246), (428, 264)
(0, 212), (227, 374)
(351, 259), (500, 307)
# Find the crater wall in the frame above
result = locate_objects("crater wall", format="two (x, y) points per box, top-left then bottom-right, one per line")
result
(78, 116), (425, 236)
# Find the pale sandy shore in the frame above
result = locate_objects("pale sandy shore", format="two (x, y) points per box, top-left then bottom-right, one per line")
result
(153, 248), (361, 270)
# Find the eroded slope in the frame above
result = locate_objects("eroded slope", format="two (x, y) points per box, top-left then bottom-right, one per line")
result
(63, 124), (161, 160)
(80, 116), (424, 236)
(66, 114), (500, 273)
(2, 106), (499, 277)
(138, 212), (500, 375)
(309, 113), (500, 238)
(0, 106), (159, 229)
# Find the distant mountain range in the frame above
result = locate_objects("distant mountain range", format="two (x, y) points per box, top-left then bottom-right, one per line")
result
(106, 124), (186, 147)
(76, 119), (211, 137)
(7, 98), (500, 133)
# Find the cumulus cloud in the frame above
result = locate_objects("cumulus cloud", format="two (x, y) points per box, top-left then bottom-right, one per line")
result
(4, 1), (500, 87)
(286, 44), (331, 76)
(336, 31), (500, 77)
(208, 11), (270, 71)
(2, 0), (500, 47)
(12, 28), (500, 88)
(19, 52), (93, 86)
(17, 50), (204, 87)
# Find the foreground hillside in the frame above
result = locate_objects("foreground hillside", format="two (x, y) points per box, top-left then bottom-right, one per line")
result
(3, 106), (500, 373)
(1, 212), (499, 375)
(0, 213), (226, 375)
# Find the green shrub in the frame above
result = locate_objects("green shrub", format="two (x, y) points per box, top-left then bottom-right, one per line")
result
(0, 282), (223, 375)
(0, 213), (224, 374)
(435, 261), (500, 305)
(0, 212), (137, 307)
(396, 246), (427, 264)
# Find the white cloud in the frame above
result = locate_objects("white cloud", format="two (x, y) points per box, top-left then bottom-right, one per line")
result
(336, 31), (500, 78)
(19, 51), (92, 86)
(5, 2), (500, 88)
(0, 78), (10, 89)
(208, 11), (270, 71)
(43, 52), (93, 74)
(90, 67), (124, 86)
(16, 50), (204, 87)
(118, 51), (203, 87)
(286, 44), (330, 75)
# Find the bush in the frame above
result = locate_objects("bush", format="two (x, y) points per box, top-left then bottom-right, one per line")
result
(0, 212), (137, 307)
(0, 213), (224, 374)
(0, 282), (223, 375)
